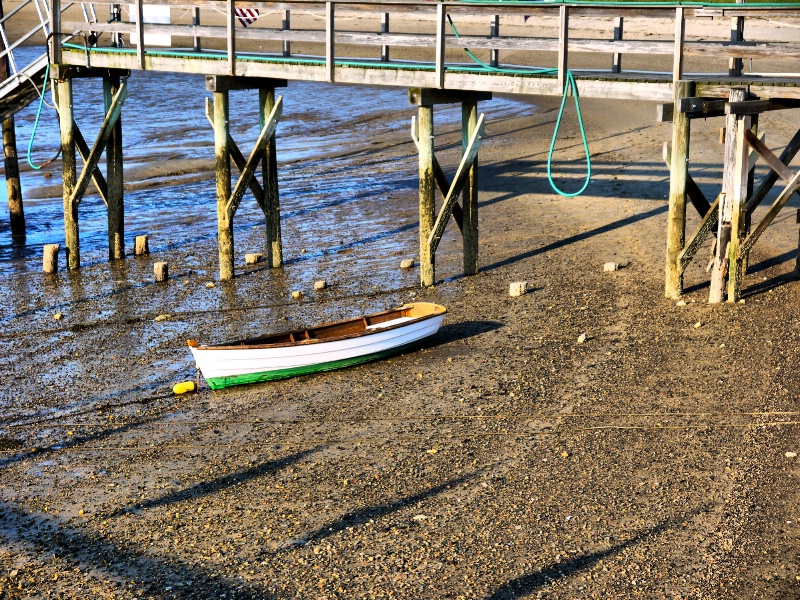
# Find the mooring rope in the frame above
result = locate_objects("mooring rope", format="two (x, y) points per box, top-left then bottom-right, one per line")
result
(446, 15), (591, 197)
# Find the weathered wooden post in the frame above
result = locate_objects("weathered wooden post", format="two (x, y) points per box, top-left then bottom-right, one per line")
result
(729, 0), (745, 77)
(380, 12), (390, 62)
(3, 117), (24, 237)
(489, 15), (499, 68)
(462, 100), (478, 275)
(43, 244), (59, 273)
(710, 87), (748, 303)
(260, 86), (282, 268)
(56, 78), (79, 269)
(134, 234), (149, 255)
(611, 16), (623, 73)
(418, 104), (435, 287)
(664, 80), (693, 299)
(104, 74), (124, 260)
(0, 1), (24, 239)
(726, 104), (752, 302)
(214, 88), (233, 280)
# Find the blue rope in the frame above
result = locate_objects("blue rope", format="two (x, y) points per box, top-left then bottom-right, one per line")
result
(27, 61), (50, 170)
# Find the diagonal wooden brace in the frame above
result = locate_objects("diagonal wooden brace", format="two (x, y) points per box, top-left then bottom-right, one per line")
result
(745, 128), (800, 187)
(410, 117), (463, 233)
(226, 95), (283, 219)
(746, 127), (800, 215)
(74, 125), (108, 206)
(679, 193), (721, 273)
(69, 81), (127, 208)
(742, 169), (800, 255)
(427, 113), (485, 255)
(205, 97), (266, 209)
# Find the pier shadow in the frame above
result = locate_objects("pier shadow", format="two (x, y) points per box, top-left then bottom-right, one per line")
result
(110, 446), (322, 518)
(0, 414), (163, 469)
(0, 499), (271, 599)
(481, 204), (668, 273)
(485, 507), (708, 600)
(278, 470), (479, 551)
(424, 320), (504, 348)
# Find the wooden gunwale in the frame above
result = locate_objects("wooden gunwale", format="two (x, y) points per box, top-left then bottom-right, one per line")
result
(195, 303), (446, 351)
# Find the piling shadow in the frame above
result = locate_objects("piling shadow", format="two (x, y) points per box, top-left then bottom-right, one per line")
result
(278, 470), (479, 551)
(485, 507), (709, 600)
(110, 446), (322, 517)
(0, 500), (272, 599)
(482, 204), (668, 273)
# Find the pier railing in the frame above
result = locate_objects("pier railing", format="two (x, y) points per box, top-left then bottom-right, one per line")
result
(47, 1), (800, 100)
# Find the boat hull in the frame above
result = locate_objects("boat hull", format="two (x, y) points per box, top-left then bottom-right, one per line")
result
(189, 306), (445, 389)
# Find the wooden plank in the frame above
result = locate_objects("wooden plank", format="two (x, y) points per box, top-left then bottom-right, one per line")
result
(665, 80), (693, 299)
(3, 116), (24, 237)
(57, 80), (79, 269)
(260, 87), (282, 268)
(747, 127), (800, 214)
(727, 110), (752, 302)
(679, 194), (720, 273)
(744, 128), (794, 184)
(408, 87), (492, 106)
(462, 100), (479, 276)
(742, 170), (800, 255)
(326, 1), (335, 82)
(418, 106), (435, 287)
(727, 98), (800, 115)
(206, 75), (287, 91)
(69, 81), (128, 208)
(428, 113), (485, 254)
(558, 5), (568, 91)
(227, 0), (236, 76)
(709, 87), (746, 304)
(611, 16), (623, 74)
(227, 96), (282, 218)
(214, 90), (233, 280)
(435, 2), (445, 90)
(679, 97), (726, 115)
(672, 7), (684, 83)
(104, 75), (125, 261)
(657, 103), (674, 122)
(135, 0), (145, 69)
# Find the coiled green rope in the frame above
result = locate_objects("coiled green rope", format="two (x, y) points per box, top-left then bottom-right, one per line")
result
(447, 15), (591, 197)
(27, 61), (50, 170)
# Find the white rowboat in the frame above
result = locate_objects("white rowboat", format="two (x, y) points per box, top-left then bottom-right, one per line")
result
(187, 302), (446, 389)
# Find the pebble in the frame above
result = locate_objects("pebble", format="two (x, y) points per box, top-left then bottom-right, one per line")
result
(400, 259), (415, 269)
(205, 282), (216, 289)
(53, 312), (63, 321)
(509, 281), (532, 297)
(292, 290), (304, 299)
(577, 333), (587, 344)
(314, 280), (327, 290)
(693, 322), (702, 329)
(603, 262), (619, 272)
(786, 452), (797, 458)
(676, 300), (687, 307)
(154, 314), (171, 322)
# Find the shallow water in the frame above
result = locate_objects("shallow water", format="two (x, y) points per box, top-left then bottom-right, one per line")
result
(1, 46), (536, 283)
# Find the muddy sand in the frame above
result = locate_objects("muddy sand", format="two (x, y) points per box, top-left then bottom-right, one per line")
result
(3, 15), (800, 599)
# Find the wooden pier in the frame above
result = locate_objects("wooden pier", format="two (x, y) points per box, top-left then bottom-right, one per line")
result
(1, 0), (800, 294)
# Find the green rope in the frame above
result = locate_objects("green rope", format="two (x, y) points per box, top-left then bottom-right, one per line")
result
(27, 61), (50, 170)
(446, 15), (591, 197)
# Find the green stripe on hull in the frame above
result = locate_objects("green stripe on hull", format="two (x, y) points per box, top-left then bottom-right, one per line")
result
(205, 340), (423, 390)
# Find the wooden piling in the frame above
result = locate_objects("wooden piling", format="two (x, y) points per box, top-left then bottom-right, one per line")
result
(154, 261), (168, 282)
(57, 78), (79, 270)
(43, 244), (59, 273)
(418, 105), (435, 287)
(710, 87), (747, 303)
(3, 116), (24, 237)
(214, 89), (234, 280)
(260, 87), (282, 268)
(611, 17), (623, 74)
(727, 108), (752, 302)
(462, 101), (479, 276)
(104, 74), (125, 260)
(664, 80), (693, 299)
(134, 235), (149, 255)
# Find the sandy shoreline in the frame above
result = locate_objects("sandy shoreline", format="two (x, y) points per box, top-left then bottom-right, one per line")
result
(3, 10), (800, 600)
